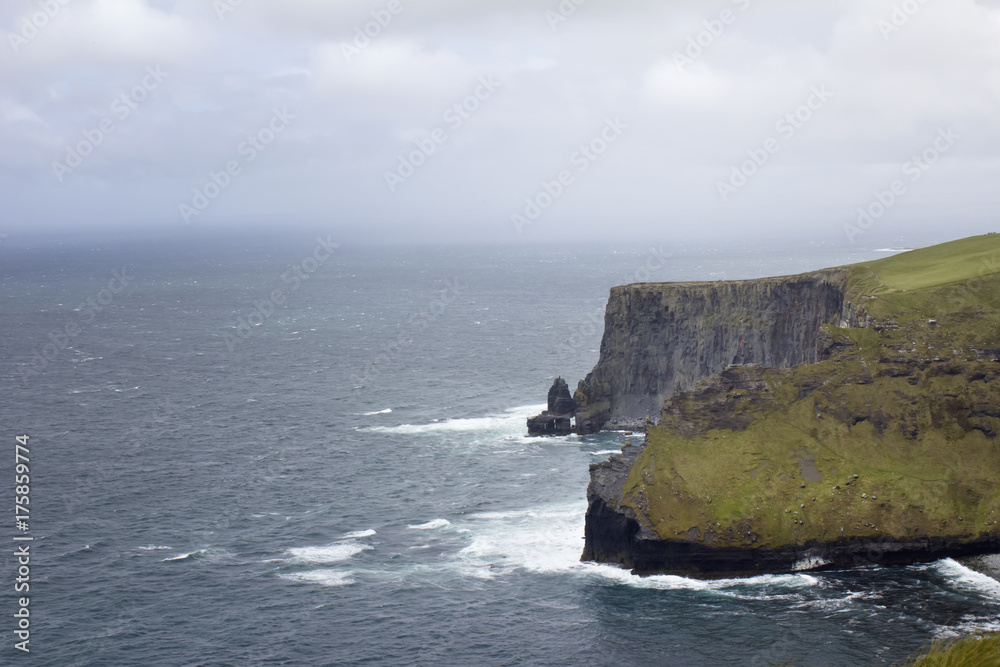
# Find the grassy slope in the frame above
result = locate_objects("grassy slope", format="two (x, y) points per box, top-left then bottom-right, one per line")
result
(899, 632), (1000, 666)
(621, 235), (1000, 548)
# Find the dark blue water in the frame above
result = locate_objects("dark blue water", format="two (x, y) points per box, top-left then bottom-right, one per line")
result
(3, 235), (999, 666)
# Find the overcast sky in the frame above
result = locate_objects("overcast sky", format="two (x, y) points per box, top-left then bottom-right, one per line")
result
(2, 0), (1000, 246)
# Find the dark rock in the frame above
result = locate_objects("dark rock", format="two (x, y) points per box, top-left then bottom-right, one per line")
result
(526, 413), (573, 436)
(586, 522), (1000, 578)
(658, 365), (776, 439)
(547, 377), (576, 415)
(581, 442), (647, 563)
(526, 377), (576, 436)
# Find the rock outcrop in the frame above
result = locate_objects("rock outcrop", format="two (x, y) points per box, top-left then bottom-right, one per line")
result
(527, 377), (576, 436)
(552, 235), (1000, 576)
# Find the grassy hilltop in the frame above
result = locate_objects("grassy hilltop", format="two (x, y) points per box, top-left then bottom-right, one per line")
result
(620, 235), (1000, 551)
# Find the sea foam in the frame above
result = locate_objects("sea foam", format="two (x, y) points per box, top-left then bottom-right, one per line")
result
(362, 405), (545, 437)
(287, 542), (372, 564)
(279, 570), (354, 587)
(407, 519), (452, 531)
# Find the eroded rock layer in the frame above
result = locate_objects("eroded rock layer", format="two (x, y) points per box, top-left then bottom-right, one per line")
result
(573, 268), (852, 432)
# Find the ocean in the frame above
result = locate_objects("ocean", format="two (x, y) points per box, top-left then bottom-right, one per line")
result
(3, 234), (999, 666)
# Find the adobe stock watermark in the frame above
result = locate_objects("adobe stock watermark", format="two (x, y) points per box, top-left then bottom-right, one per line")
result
(51, 66), (168, 182)
(125, 396), (184, 454)
(8, 0), (71, 54)
(546, 0), (587, 31)
(221, 235), (339, 352)
(557, 246), (671, 359)
(384, 75), (502, 192)
(17, 267), (135, 383)
(178, 107), (294, 223)
(63, 397), (185, 515)
(717, 85), (833, 202)
(213, 0), (244, 20)
(877, 0), (931, 40)
(674, 0), (752, 72)
(511, 116), (629, 234)
(341, 0), (408, 63)
(196, 448), (289, 541)
(351, 278), (463, 391)
(844, 127), (959, 244)
(748, 620), (813, 667)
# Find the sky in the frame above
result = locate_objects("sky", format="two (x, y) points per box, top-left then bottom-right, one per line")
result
(2, 0), (1000, 247)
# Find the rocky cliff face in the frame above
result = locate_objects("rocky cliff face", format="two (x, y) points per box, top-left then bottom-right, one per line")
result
(568, 235), (1000, 577)
(573, 268), (853, 433)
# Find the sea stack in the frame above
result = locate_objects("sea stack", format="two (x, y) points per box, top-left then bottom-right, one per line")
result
(527, 377), (576, 436)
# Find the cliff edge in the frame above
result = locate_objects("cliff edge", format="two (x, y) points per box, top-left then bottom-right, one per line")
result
(574, 268), (863, 432)
(568, 235), (1000, 576)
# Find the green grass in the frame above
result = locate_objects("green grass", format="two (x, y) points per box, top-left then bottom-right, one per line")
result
(626, 380), (1000, 546)
(897, 632), (1000, 666)
(620, 235), (1000, 549)
(848, 234), (1000, 321)
(858, 235), (1000, 292)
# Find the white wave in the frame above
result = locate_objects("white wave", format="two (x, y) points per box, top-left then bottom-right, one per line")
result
(936, 618), (1000, 642)
(362, 408), (393, 416)
(287, 542), (372, 564)
(590, 450), (620, 457)
(342, 529), (377, 539)
(408, 519), (452, 531)
(448, 500), (821, 593)
(935, 558), (1000, 598)
(58, 544), (94, 557)
(792, 556), (831, 571)
(584, 564), (819, 592)
(280, 570), (354, 587)
(137, 545), (172, 551)
(455, 502), (587, 578)
(792, 590), (870, 613)
(162, 548), (231, 563)
(585, 564), (711, 590)
(468, 509), (543, 520)
(362, 405), (545, 437)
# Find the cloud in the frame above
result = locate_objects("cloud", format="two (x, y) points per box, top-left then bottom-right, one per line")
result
(642, 61), (734, 109)
(0, 0), (998, 246)
(312, 39), (474, 100)
(3, 0), (201, 67)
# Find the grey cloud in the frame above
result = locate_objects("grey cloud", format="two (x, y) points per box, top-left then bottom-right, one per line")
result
(0, 0), (998, 246)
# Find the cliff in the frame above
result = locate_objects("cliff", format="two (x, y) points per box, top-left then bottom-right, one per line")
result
(572, 268), (856, 432)
(571, 235), (1000, 576)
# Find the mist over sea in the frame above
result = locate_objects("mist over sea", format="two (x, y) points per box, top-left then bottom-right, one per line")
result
(3, 235), (999, 665)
